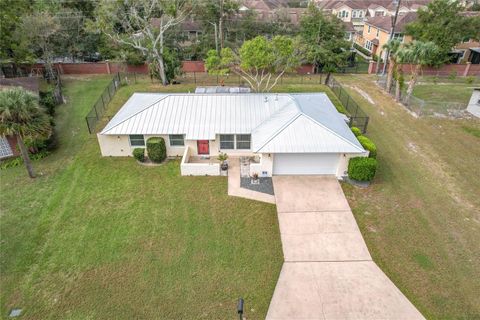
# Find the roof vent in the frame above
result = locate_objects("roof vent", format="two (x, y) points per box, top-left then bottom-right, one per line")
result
(264, 96), (268, 102)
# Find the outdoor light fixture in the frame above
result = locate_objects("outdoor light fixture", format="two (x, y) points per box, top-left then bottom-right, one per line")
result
(237, 298), (244, 320)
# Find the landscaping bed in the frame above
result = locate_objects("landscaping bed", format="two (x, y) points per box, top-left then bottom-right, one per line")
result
(240, 177), (275, 195)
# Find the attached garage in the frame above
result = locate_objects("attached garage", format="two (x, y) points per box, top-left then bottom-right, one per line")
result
(273, 153), (340, 175)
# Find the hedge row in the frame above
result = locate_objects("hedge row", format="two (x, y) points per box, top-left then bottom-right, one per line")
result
(348, 128), (378, 182)
(357, 135), (377, 158)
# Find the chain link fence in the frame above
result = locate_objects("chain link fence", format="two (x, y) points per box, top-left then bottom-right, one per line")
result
(85, 72), (369, 134)
(85, 73), (137, 134)
(377, 75), (468, 116)
(326, 76), (370, 133)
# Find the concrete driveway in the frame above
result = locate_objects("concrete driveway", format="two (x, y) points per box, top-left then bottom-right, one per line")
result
(266, 176), (424, 320)
(274, 176), (371, 262)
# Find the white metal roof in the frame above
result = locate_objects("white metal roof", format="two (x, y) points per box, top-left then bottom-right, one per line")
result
(101, 93), (364, 154)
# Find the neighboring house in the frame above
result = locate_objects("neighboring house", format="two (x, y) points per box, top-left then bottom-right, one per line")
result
(453, 12), (480, 64)
(97, 93), (366, 177)
(343, 21), (356, 41)
(0, 136), (17, 160)
(354, 12), (416, 59)
(453, 40), (480, 64)
(321, 0), (369, 32)
(467, 88), (480, 118)
(317, 0), (429, 32)
(239, 0), (306, 24)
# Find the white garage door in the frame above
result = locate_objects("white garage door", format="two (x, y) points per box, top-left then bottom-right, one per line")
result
(273, 153), (340, 175)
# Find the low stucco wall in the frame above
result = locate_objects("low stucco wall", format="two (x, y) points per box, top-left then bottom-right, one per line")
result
(180, 146), (220, 176)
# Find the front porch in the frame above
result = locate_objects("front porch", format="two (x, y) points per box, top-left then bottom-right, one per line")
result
(228, 158), (276, 204)
(180, 146), (221, 176)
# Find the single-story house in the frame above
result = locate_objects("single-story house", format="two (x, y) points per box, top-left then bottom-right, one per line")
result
(97, 93), (367, 178)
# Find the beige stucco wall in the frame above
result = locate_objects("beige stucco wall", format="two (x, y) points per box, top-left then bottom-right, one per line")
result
(97, 134), (257, 158)
(250, 153), (274, 177)
(336, 152), (369, 178)
(97, 134), (131, 157)
(97, 134), (366, 180)
(97, 134), (187, 157)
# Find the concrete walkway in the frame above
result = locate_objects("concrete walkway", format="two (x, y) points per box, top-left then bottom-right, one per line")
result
(266, 176), (424, 320)
(227, 158), (276, 204)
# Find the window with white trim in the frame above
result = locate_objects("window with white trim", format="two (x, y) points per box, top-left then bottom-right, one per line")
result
(169, 134), (184, 146)
(352, 10), (357, 18)
(393, 33), (404, 42)
(129, 135), (145, 146)
(338, 10), (348, 18)
(0, 136), (13, 158)
(359, 10), (363, 17)
(366, 40), (373, 51)
(220, 134), (235, 149)
(236, 134), (251, 150)
(367, 25), (371, 33)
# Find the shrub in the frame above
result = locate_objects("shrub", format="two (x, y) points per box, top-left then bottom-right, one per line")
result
(357, 135), (377, 158)
(351, 126), (362, 137)
(0, 150), (50, 170)
(348, 157), (377, 182)
(133, 148), (145, 162)
(466, 76), (474, 85)
(146, 137), (166, 163)
(39, 90), (57, 116)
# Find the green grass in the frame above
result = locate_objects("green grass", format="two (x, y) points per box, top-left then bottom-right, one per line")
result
(0, 75), (283, 319)
(413, 83), (475, 105)
(337, 74), (480, 319)
(462, 125), (480, 138)
(418, 75), (480, 85)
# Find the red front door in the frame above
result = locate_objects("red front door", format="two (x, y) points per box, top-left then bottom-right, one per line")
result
(197, 140), (209, 155)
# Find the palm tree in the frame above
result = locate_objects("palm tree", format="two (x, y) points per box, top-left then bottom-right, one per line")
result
(0, 87), (52, 178)
(398, 41), (439, 103)
(382, 39), (402, 93)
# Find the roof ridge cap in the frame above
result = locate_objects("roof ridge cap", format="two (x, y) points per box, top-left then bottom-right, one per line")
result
(254, 113), (303, 152)
(300, 113), (365, 152)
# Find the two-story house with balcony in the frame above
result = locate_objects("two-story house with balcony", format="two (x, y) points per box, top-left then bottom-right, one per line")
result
(354, 12), (416, 59)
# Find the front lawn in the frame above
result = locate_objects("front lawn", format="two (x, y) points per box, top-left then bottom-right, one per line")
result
(337, 74), (480, 319)
(0, 75), (283, 319)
